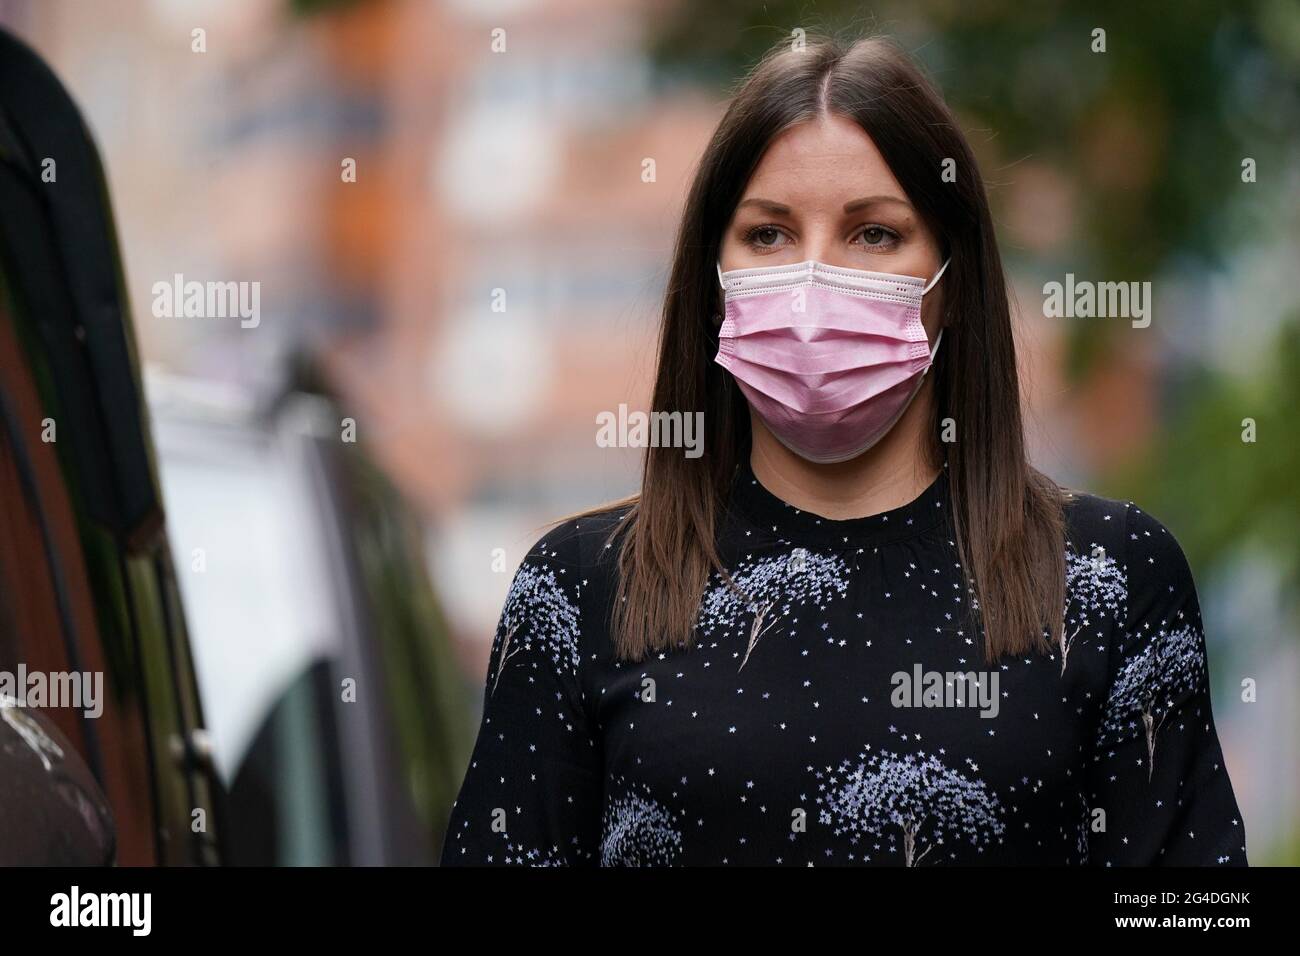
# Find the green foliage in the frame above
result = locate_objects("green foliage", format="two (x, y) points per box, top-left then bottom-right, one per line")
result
(1105, 317), (1300, 616)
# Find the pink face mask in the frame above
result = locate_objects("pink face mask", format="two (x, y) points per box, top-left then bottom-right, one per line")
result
(714, 257), (949, 464)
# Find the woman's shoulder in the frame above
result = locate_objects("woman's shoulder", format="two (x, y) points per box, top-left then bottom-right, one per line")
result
(1060, 486), (1128, 555)
(515, 502), (634, 584)
(496, 505), (632, 669)
(1060, 486), (1200, 606)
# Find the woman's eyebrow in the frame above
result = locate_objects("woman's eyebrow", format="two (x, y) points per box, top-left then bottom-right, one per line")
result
(842, 195), (913, 214)
(735, 197), (791, 215)
(736, 196), (914, 216)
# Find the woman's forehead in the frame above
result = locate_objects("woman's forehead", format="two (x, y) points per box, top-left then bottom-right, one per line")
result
(741, 116), (907, 208)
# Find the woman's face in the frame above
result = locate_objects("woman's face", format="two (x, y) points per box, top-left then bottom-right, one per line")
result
(720, 113), (946, 340)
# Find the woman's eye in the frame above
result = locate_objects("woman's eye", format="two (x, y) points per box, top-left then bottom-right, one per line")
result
(744, 225), (787, 249)
(858, 225), (898, 248)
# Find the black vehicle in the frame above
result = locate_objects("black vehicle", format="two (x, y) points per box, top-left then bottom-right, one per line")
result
(0, 26), (223, 865)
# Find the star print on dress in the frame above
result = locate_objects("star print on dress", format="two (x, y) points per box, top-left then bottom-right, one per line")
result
(501, 842), (568, 866)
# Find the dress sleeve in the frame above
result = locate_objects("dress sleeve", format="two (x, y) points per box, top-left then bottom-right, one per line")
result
(439, 522), (602, 866)
(1085, 504), (1247, 866)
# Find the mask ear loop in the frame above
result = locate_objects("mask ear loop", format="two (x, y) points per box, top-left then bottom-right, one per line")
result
(921, 257), (950, 295)
(713, 261), (727, 328)
(922, 258), (950, 366)
(927, 327), (945, 362)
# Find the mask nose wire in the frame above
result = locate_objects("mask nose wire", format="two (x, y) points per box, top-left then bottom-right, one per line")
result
(720, 258), (950, 293)
(921, 257), (951, 295)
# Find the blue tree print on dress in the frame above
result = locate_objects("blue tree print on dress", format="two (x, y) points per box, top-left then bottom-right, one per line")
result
(600, 778), (683, 866)
(1061, 544), (1127, 674)
(490, 559), (580, 694)
(697, 548), (851, 670)
(815, 749), (1006, 866)
(1097, 623), (1206, 780)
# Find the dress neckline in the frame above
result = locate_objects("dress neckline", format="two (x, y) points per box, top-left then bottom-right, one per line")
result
(727, 457), (951, 549)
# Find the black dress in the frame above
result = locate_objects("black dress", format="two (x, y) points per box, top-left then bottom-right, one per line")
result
(440, 461), (1247, 866)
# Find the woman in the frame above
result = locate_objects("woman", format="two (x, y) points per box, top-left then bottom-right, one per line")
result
(441, 35), (1246, 866)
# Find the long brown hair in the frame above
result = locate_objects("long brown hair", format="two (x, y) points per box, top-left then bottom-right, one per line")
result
(585, 34), (1065, 665)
